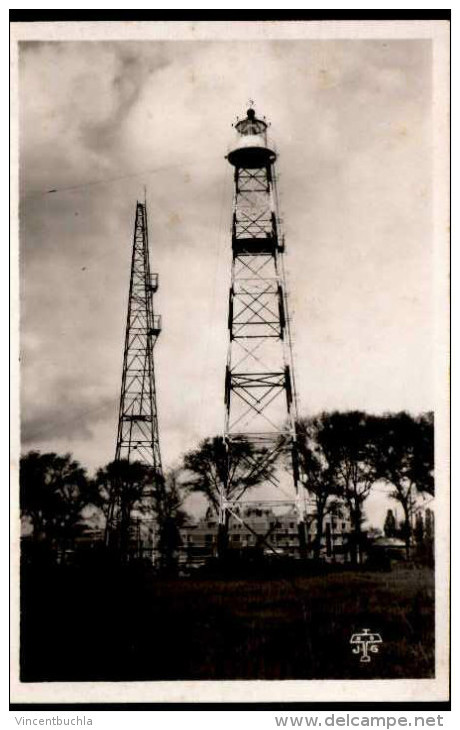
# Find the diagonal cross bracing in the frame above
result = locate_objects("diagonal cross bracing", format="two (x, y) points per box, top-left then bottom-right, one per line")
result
(221, 109), (307, 559)
(107, 201), (163, 554)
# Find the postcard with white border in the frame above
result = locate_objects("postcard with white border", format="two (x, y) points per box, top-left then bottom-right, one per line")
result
(10, 17), (450, 706)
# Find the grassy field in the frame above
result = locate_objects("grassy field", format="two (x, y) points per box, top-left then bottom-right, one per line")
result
(21, 562), (434, 681)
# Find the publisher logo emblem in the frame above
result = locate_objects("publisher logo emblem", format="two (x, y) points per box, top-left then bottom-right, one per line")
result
(350, 628), (383, 662)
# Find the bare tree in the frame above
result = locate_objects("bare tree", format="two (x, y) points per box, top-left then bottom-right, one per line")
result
(182, 435), (278, 555)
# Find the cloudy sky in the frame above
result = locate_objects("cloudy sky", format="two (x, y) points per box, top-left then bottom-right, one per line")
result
(18, 37), (434, 523)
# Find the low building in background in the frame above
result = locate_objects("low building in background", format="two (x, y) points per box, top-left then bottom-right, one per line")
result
(368, 535), (407, 562)
(179, 505), (352, 567)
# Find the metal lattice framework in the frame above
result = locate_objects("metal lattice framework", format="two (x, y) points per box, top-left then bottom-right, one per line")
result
(106, 201), (163, 553)
(220, 107), (307, 557)
(115, 202), (162, 469)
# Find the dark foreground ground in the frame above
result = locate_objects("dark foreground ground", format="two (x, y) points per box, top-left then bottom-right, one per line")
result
(20, 560), (434, 681)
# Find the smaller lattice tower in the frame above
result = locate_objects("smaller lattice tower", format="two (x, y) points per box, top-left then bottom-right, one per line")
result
(106, 200), (163, 557)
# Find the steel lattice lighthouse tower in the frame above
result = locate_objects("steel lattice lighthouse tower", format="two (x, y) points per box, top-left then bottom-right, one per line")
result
(106, 200), (163, 555)
(220, 106), (307, 557)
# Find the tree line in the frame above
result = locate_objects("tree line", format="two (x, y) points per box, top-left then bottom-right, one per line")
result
(20, 454), (186, 569)
(295, 411), (433, 563)
(20, 410), (434, 568)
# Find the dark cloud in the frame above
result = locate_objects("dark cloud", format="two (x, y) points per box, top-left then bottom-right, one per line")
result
(18, 38), (435, 479)
(21, 375), (116, 446)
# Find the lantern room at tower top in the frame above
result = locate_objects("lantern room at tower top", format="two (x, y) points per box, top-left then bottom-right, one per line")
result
(227, 107), (276, 168)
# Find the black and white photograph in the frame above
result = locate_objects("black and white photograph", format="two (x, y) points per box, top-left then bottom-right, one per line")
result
(10, 18), (450, 705)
